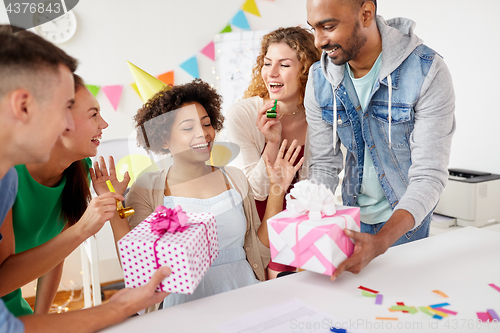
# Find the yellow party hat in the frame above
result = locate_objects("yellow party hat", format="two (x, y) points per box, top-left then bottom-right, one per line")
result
(127, 61), (169, 103)
(205, 142), (240, 167)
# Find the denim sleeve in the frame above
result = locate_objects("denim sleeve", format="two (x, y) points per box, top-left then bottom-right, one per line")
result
(394, 55), (456, 229)
(304, 68), (343, 194)
(0, 300), (24, 333)
(0, 167), (18, 242)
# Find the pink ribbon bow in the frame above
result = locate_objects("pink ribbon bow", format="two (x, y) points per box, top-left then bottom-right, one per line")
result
(149, 205), (189, 235)
(147, 205), (215, 292)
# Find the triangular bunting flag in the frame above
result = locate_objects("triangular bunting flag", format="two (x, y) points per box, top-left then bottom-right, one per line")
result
(157, 71), (174, 87)
(200, 41), (215, 61)
(242, 0), (260, 17)
(230, 10), (250, 30)
(220, 24), (232, 34)
(179, 56), (199, 79)
(231, 9), (250, 30)
(85, 84), (100, 97)
(127, 61), (169, 103)
(102, 85), (123, 111)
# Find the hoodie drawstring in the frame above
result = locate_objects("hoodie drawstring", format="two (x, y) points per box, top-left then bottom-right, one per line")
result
(387, 74), (392, 148)
(331, 84), (337, 154)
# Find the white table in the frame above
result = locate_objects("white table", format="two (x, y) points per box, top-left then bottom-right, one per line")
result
(101, 227), (500, 332)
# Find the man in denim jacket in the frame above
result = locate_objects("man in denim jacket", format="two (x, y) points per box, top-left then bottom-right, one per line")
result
(305, 0), (455, 279)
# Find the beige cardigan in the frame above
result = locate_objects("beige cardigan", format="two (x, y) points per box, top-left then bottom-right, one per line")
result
(225, 96), (310, 201)
(126, 166), (271, 282)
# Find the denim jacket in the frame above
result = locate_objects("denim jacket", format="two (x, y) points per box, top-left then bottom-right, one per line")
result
(305, 16), (455, 229)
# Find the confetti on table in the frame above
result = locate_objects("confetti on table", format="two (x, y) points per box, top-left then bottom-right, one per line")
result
(419, 306), (441, 319)
(419, 307), (433, 315)
(434, 307), (457, 316)
(376, 317), (398, 321)
(428, 307), (449, 318)
(375, 294), (383, 305)
(397, 302), (409, 313)
(390, 306), (418, 314)
(430, 302), (450, 308)
(361, 290), (377, 297)
(489, 283), (500, 293)
(477, 312), (493, 322)
(358, 286), (379, 294)
(487, 309), (499, 321)
(432, 290), (448, 298)
(330, 328), (347, 333)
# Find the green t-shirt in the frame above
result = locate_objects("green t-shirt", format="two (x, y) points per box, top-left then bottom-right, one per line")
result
(346, 54), (393, 224)
(2, 158), (91, 316)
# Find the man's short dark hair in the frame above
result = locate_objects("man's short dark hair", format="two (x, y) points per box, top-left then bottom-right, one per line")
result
(0, 25), (78, 98)
(344, 0), (377, 14)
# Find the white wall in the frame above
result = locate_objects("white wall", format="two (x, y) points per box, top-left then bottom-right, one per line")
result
(2, 0), (499, 296)
(379, 0), (500, 175)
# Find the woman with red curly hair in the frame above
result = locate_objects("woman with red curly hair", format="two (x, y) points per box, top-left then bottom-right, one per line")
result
(226, 27), (321, 279)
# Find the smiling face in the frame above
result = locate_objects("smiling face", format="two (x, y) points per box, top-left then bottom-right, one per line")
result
(261, 42), (302, 104)
(162, 102), (215, 164)
(307, 0), (367, 66)
(59, 85), (108, 159)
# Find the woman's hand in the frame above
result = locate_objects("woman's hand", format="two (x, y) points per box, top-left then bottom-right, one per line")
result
(264, 139), (305, 194)
(76, 192), (124, 237)
(90, 156), (130, 196)
(256, 100), (282, 144)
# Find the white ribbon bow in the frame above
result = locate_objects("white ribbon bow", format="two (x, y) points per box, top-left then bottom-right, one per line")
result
(285, 180), (337, 220)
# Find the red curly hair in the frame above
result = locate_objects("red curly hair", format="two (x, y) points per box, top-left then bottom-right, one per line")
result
(243, 27), (321, 109)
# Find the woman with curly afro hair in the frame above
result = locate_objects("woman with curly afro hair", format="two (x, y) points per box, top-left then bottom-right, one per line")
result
(225, 27), (321, 278)
(96, 79), (304, 310)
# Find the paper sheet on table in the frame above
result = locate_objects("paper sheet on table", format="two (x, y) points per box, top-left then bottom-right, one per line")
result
(216, 298), (368, 333)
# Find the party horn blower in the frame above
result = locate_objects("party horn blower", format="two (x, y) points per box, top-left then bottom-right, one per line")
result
(106, 180), (135, 219)
(267, 99), (277, 118)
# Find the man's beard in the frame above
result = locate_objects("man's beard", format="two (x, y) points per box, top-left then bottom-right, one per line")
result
(326, 20), (367, 66)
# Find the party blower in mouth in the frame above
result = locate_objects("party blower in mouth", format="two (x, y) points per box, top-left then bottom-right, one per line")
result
(106, 180), (135, 219)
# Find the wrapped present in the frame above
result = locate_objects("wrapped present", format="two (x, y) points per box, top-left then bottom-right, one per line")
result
(118, 205), (218, 294)
(267, 180), (360, 276)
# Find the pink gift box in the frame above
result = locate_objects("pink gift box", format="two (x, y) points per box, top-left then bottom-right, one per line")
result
(118, 211), (218, 294)
(267, 206), (360, 275)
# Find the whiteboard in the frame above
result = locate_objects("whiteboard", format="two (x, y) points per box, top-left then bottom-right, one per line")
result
(214, 30), (269, 140)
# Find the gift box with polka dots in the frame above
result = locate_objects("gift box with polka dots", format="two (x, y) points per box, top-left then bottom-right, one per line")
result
(118, 212), (219, 294)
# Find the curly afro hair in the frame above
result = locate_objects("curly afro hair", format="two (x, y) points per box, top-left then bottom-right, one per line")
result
(134, 79), (224, 155)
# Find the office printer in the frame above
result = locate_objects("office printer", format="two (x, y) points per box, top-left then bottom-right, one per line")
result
(434, 169), (500, 227)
